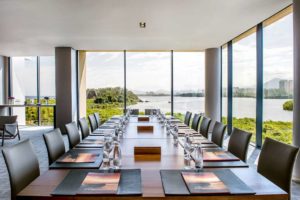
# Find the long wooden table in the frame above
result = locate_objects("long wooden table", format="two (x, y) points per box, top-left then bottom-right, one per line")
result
(17, 116), (287, 200)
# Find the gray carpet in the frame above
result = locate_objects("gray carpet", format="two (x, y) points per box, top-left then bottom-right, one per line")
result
(0, 127), (299, 200)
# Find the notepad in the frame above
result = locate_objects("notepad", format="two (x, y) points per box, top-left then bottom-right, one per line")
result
(77, 172), (121, 195)
(57, 153), (99, 163)
(181, 172), (230, 194)
(203, 151), (239, 162)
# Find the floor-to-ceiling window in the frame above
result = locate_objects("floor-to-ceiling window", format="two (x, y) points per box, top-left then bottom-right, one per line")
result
(221, 45), (228, 125)
(12, 57), (38, 125)
(86, 52), (124, 122)
(11, 56), (55, 126)
(126, 51), (171, 114)
(40, 56), (56, 126)
(263, 8), (293, 144)
(173, 52), (205, 120)
(232, 28), (257, 142)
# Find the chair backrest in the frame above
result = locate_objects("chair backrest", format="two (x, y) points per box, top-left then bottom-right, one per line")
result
(258, 137), (298, 195)
(228, 128), (252, 162)
(184, 111), (192, 126)
(2, 139), (40, 200)
(43, 128), (66, 165)
(145, 109), (156, 115)
(78, 117), (90, 139)
(199, 116), (211, 138)
(88, 114), (98, 132)
(94, 113), (101, 127)
(0, 115), (18, 130)
(211, 121), (227, 147)
(191, 114), (201, 131)
(130, 109), (139, 115)
(65, 122), (80, 149)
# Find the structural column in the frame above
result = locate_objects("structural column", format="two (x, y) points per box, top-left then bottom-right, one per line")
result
(55, 47), (78, 133)
(0, 56), (9, 115)
(293, 0), (300, 182)
(78, 51), (87, 118)
(205, 48), (221, 122)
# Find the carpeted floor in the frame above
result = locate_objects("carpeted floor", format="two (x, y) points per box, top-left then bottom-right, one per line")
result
(0, 127), (299, 200)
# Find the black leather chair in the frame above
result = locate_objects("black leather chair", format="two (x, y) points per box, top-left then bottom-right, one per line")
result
(65, 122), (80, 149)
(184, 111), (192, 126)
(191, 114), (201, 131)
(199, 116), (211, 138)
(257, 138), (298, 198)
(88, 114), (98, 132)
(43, 128), (66, 165)
(130, 109), (139, 115)
(0, 116), (20, 146)
(211, 121), (227, 147)
(94, 113), (101, 128)
(78, 117), (90, 140)
(2, 139), (40, 200)
(228, 128), (252, 162)
(145, 109), (158, 115)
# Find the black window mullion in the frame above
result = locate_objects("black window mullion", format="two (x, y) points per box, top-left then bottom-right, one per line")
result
(227, 41), (233, 135)
(171, 50), (174, 116)
(124, 50), (127, 113)
(256, 23), (263, 148)
(37, 56), (41, 126)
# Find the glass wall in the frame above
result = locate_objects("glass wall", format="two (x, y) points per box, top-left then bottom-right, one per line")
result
(40, 56), (56, 125)
(173, 52), (205, 120)
(11, 56), (55, 126)
(86, 52), (124, 121)
(12, 57), (38, 125)
(232, 28), (257, 142)
(221, 45), (228, 125)
(126, 52), (171, 114)
(263, 11), (293, 144)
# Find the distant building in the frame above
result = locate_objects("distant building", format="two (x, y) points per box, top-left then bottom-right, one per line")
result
(279, 80), (293, 95)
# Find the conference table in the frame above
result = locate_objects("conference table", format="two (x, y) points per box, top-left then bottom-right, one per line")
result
(17, 115), (287, 200)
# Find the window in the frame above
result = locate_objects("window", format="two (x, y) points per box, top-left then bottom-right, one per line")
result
(126, 52), (171, 114)
(221, 45), (228, 125)
(263, 9), (293, 144)
(40, 56), (56, 126)
(173, 52), (205, 120)
(86, 52), (124, 122)
(12, 57), (38, 125)
(232, 28), (257, 142)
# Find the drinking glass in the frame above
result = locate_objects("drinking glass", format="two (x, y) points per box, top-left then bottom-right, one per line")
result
(172, 125), (179, 145)
(183, 133), (194, 169)
(194, 144), (204, 169)
(103, 133), (113, 169)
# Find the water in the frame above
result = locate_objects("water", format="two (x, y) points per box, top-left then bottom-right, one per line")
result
(128, 96), (293, 122)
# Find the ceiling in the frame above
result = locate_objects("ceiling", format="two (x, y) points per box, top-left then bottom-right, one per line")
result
(0, 0), (292, 56)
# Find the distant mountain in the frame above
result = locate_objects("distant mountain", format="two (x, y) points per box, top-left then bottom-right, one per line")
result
(264, 78), (281, 89)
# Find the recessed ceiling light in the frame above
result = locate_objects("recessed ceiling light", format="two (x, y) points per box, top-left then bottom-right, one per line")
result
(139, 22), (146, 28)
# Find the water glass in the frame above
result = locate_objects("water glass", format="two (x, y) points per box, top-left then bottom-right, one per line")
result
(194, 145), (203, 169)
(103, 136), (113, 169)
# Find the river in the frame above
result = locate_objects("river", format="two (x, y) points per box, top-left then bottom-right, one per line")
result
(127, 96), (293, 122)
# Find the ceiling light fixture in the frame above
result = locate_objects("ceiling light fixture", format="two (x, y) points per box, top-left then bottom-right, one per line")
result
(139, 22), (146, 28)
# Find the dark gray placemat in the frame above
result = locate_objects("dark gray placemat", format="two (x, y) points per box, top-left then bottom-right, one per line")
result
(160, 170), (190, 195)
(214, 170), (255, 195)
(160, 169), (255, 196)
(52, 169), (142, 196)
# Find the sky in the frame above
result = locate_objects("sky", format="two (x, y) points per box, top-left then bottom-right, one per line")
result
(9, 13), (293, 96)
